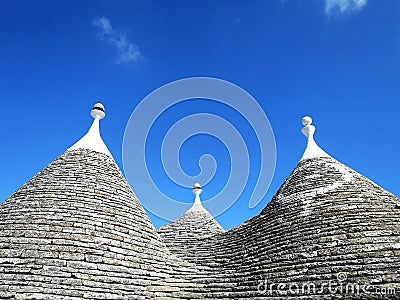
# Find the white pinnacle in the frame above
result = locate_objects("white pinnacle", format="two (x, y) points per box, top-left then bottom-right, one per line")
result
(188, 183), (204, 212)
(300, 116), (330, 161)
(68, 103), (112, 157)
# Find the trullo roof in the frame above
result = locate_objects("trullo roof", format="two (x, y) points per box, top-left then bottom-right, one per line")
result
(0, 104), (194, 299)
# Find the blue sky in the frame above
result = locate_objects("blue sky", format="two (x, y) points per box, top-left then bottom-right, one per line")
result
(0, 0), (399, 229)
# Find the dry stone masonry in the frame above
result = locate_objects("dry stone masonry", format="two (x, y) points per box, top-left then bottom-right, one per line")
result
(0, 149), (197, 299)
(158, 183), (224, 258)
(1, 106), (399, 299)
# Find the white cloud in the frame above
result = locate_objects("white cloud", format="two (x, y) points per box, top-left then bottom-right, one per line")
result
(93, 17), (141, 64)
(325, 0), (367, 15)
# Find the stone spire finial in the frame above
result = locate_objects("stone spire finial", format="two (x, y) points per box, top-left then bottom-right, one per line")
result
(90, 103), (105, 119)
(301, 116), (315, 139)
(192, 183), (202, 205)
(300, 116), (330, 161)
(68, 103), (112, 157)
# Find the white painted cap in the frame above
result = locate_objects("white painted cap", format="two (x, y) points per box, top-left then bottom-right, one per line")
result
(302, 116), (312, 126)
(300, 115), (330, 161)
(68, 103), (112, 157)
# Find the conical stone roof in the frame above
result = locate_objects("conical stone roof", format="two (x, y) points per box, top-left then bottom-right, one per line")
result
(0, 104), (194, 299)
(158, 183), (224, 257)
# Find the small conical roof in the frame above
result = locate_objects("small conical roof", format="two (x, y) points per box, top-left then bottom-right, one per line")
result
(158, 183), (224, 256)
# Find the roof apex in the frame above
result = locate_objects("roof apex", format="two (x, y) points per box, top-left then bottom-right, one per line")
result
(69, 103), (112, 157)
(300, 116), (330, 161)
